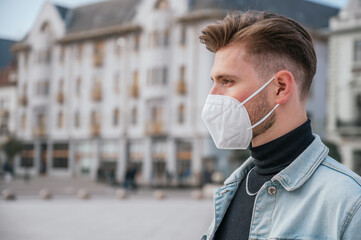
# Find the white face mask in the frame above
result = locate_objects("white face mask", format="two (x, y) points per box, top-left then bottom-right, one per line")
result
(202, 76), (279, 149)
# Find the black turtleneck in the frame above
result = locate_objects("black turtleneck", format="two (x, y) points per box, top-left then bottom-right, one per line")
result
(214, 120), (314, 240)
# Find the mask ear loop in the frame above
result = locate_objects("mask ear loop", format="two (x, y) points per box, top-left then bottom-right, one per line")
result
(239, 75), (278, 131)
(241, 76), (275, 105)
(247, 104), (279, 130)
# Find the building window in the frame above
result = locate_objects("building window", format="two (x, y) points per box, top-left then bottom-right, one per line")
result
(57, 111), (63, 129)
(59, 79), (64, 91)
(356, 94), (361, 125)
(180, 24), (186, 46)
(38, 49), (52, 64)
(154, 0), (168, 10)
(177, 65), (187, 95)
(162, 67), (168, 85)
(76, 77), (81, 96)
(93, 41), (105, 67)
(74, 111), (80, 128)
(150, 30), (169, 48)
(53, 143), (69, 169)
(147, 67), (168, 86)
(24, 52), (29, 67)
(115, 38), (124, 57)
(178, 104), (185, 124)
(114, 73), (120, 94)
(131, 107), (137, 125)
(91, 76), (102, 101)
(37, 113), (46, 127)
(21, 113), (27, 130)
(355, 40), (361, 62)
(60, 46), (65, 63)
(36, 80), (49, 96)
(134, 33), (140, 51)
(113, 108), (119, 126)
(91, 110), (100, 125)
(40, 21), (50, 32)
(152, 140), (167, 184)
(164, 30), (169, 47)
(131, 71), (139, 98)
(353, 150), (361, 175)
(21, 144), (34, 167)
(76, 43), (83, 60)
(176, 141), (192, 183)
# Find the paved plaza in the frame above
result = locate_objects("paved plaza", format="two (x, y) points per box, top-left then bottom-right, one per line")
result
(0, 176), (214, 240)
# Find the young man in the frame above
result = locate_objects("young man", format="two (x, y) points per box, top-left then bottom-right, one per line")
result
(199, 11), (361, 240)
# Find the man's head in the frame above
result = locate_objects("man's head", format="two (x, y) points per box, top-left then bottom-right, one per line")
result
(200, 11), (315, 146)
(200, 10), (316, 100)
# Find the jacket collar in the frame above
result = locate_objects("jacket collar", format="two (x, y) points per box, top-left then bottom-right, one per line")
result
(223, 134), (329, 191)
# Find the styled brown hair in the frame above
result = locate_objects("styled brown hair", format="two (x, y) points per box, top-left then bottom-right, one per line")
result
(199, 10), (316, 100)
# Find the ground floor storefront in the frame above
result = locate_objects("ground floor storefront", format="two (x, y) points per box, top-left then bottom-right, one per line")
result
(14, 137), (219, 187)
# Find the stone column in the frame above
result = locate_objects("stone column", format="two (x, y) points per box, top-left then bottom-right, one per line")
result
(68, 139), (75, 177)
(192, 136), (202, 186)
(47, 139), (53, 175)
(34, 140), (41, 175)
(91, 138), (100, 180)
(167, 137), (176, 176)
(117, 138), (127, 183)
(143, 137), (152, 184)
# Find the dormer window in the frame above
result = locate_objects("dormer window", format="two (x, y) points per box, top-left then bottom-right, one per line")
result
(40, 21), (51, 32)
(154, 0), (168, 10)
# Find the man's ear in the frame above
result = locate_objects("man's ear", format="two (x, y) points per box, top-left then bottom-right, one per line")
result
(273, 70), (294, 105)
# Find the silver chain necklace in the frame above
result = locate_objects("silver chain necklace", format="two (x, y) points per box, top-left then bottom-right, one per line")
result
(246, 167), (259, 196)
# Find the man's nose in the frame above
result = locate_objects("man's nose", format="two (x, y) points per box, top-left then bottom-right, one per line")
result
(210, 84), (221, 95)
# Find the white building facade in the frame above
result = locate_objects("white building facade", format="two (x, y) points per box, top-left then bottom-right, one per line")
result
(12, 0), (338, 186)
(328, 0), (361, 175)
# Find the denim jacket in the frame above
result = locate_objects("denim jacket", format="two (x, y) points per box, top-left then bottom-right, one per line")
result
(201, 135), (361, 240)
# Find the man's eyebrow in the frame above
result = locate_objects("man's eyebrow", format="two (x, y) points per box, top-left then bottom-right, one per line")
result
(211, 74), (239, 81)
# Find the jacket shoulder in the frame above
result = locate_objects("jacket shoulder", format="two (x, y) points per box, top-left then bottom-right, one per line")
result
(319, 156), (361, 192)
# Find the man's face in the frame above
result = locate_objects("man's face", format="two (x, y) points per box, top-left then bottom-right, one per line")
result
(209, 43), (275, 138)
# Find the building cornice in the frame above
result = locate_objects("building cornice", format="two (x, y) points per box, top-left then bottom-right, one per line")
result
(330, 25), (361, 35)
(11, 43), (31, 53)
(58, 23), (142, 44)
(178, 9), (226, 23)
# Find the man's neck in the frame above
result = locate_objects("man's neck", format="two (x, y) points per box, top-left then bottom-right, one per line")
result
(249, 119), (314, 175)
(251, 114), (307, 147)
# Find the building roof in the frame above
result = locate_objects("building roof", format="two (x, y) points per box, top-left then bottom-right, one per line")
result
(65, 0), (141, 34)
(55, 4), (70, 21)
(189, 0), (339, 29)
(0, 39), (15, 69)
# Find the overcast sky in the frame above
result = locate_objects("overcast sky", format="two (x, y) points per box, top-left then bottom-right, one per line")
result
(0, 0), (350, 41)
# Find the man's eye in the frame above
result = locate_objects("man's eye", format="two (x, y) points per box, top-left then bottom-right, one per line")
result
(223, 80), (233, 85)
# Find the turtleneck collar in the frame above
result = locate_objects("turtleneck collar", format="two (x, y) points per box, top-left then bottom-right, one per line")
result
(249, 119), (315, 175)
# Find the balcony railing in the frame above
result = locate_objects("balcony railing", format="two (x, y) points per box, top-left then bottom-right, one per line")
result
(90, 123), (100, 137)
(91, 87), (102, 101)
(33, 126), (47, 138)
(146, 122), (164, 136)
(176, 80), (186, 95)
